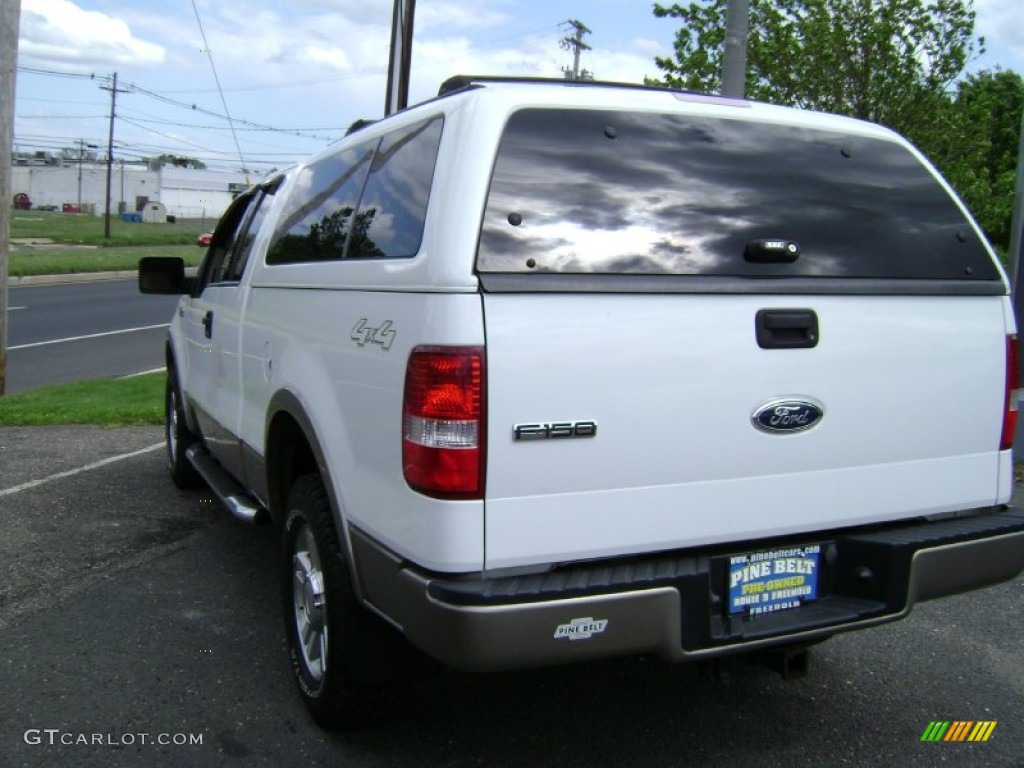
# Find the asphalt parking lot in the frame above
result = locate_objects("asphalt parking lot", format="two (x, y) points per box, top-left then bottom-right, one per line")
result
(1, 425), (1022, 767)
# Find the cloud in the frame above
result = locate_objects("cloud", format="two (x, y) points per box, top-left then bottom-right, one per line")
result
(410, 24), (659, 91)
(19, 0), (165, 69)
(588, 46), (661, 84)
(974, 0), (1024, 67)
(164, 5), (388, 83)
(417, 1), (510, 32)
(10, 0), (669, 174)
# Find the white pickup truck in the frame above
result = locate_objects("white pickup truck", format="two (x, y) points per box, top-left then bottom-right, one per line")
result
(140, 76), (1024, 728)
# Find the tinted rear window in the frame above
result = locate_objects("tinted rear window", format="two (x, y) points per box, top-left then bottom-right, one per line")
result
(477, 109), (999, 281)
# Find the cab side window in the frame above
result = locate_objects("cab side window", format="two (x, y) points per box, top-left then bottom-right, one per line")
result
(195, 191), (258, 292)
(221, 191), (272, 283)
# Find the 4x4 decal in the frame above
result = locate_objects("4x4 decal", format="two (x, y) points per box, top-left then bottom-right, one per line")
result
(351, 319), (396, 351)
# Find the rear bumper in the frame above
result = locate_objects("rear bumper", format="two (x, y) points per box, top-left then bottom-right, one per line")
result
(352, 507), (1024, 673)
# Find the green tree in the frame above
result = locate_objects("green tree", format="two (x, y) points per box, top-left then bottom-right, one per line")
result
(649, 0), (983, 142)
(146, 154), (207, 170)
(930, 70), (1024, 253)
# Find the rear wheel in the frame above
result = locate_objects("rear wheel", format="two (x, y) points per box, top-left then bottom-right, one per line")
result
(165, 370), (201, 489)
(282, 474), (362, 728)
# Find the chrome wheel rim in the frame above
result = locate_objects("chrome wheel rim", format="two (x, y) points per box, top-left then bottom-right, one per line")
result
(167, 386), (179, 462)
(292, 525), (328, 683)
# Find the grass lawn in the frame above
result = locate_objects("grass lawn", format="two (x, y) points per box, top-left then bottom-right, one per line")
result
(9, 209), (209, 276)
(9, 244), (203, 276)
(11, 209), (213, 247)
(0, 373), (166, 426)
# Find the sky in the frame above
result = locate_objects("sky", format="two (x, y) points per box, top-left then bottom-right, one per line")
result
(13, 0), (1024, 175)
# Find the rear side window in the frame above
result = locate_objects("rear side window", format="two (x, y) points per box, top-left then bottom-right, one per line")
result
(266, 144), (374, 264)
(477, 109), (999, 281)
(266, 115), (443, 264)
(348, 116), (443, 259)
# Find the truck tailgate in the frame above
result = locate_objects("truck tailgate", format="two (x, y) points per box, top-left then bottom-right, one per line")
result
(482, 293), (1009, 570)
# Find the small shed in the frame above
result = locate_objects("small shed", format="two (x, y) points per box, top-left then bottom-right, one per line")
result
(141, 201), (167, 224)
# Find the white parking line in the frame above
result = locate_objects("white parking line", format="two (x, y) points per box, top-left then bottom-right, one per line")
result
(9, 323), (170, 350)
(120, 367), (166, 379)
(0, 442), (164, 498)
(7, 306), (27, 311)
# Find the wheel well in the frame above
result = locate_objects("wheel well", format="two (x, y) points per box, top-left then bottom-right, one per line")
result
(266, 411), (319, 526)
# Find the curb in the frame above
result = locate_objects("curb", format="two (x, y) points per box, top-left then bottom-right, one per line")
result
(8, 267), (198, 288)
(9, 271), (138, 287)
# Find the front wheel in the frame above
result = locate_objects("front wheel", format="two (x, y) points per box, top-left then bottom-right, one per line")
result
(165, 370), (200, 489)
(282, 474), (362, 728)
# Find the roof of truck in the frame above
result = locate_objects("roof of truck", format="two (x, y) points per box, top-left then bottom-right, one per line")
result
(427, 74), (898, 141)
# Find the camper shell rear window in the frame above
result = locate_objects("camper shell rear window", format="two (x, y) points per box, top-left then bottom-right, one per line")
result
(476, 108), (1000, 283)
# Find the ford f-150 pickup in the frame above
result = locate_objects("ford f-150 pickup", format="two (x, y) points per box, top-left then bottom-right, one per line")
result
(140, 76), (1024, 728)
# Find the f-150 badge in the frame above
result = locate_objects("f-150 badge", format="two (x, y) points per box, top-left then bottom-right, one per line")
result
(513, 421), (597, 441)
(752, 398), (824, 434)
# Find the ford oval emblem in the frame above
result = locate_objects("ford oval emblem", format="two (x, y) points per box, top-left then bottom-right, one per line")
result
(752, 398), (824, 434)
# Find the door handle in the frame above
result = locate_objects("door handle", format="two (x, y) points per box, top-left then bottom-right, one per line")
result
(756, 309), (818, 349)
(202, 310), (214, 339)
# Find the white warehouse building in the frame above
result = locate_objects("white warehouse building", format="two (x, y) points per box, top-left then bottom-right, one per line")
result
(11, 163), (250, 224)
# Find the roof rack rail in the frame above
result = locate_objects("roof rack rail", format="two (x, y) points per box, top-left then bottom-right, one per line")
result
(437, 75), (685, 99)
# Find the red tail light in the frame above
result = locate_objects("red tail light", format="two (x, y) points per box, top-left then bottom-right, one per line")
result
(403, 346), (485, 498)
(1001, 335), (1019, 451)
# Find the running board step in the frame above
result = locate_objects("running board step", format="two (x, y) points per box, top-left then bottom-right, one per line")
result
(185, 445), (269, 524)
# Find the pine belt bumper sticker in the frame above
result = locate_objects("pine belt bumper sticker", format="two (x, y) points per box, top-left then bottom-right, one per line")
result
(554, 617), (608, 641)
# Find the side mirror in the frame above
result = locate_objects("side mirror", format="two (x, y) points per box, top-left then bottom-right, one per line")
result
(139, 256), (195, 294)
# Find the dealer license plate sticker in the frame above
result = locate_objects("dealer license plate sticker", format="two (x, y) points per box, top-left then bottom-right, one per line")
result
(728, 544), (821, 616)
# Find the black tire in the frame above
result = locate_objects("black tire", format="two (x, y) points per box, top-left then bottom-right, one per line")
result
(282, 474), (364, 729)
(165, 370), (201, 489)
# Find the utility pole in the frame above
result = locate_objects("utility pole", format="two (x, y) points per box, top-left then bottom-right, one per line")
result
(721, 0), (750, 98)
(77, 139), (87, 212)
(385, 0), (417, 116)
(560, 20), (593, 81)
(100, 72), (128, 238)
(1007, 105), (1024, 457)
(1, 0), (22, 396)
(76, 139), (97, 213)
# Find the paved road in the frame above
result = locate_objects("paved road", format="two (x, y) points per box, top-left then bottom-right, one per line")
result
(7, 280), (178, 392)
(0, 426), (1022, 767)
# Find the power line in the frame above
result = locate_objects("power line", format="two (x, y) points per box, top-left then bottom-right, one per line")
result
(16, 66), (99, 80)
(126, 83), (331, 138)
(18, 65), (329, 139)
(158, 68), (389, 94)
(117, 115), (344, 133)
(13, 114), (106, 120)
(19, 96), (108, 107)
(118, 115), (223, 154)
(190, 0), (248, 177)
